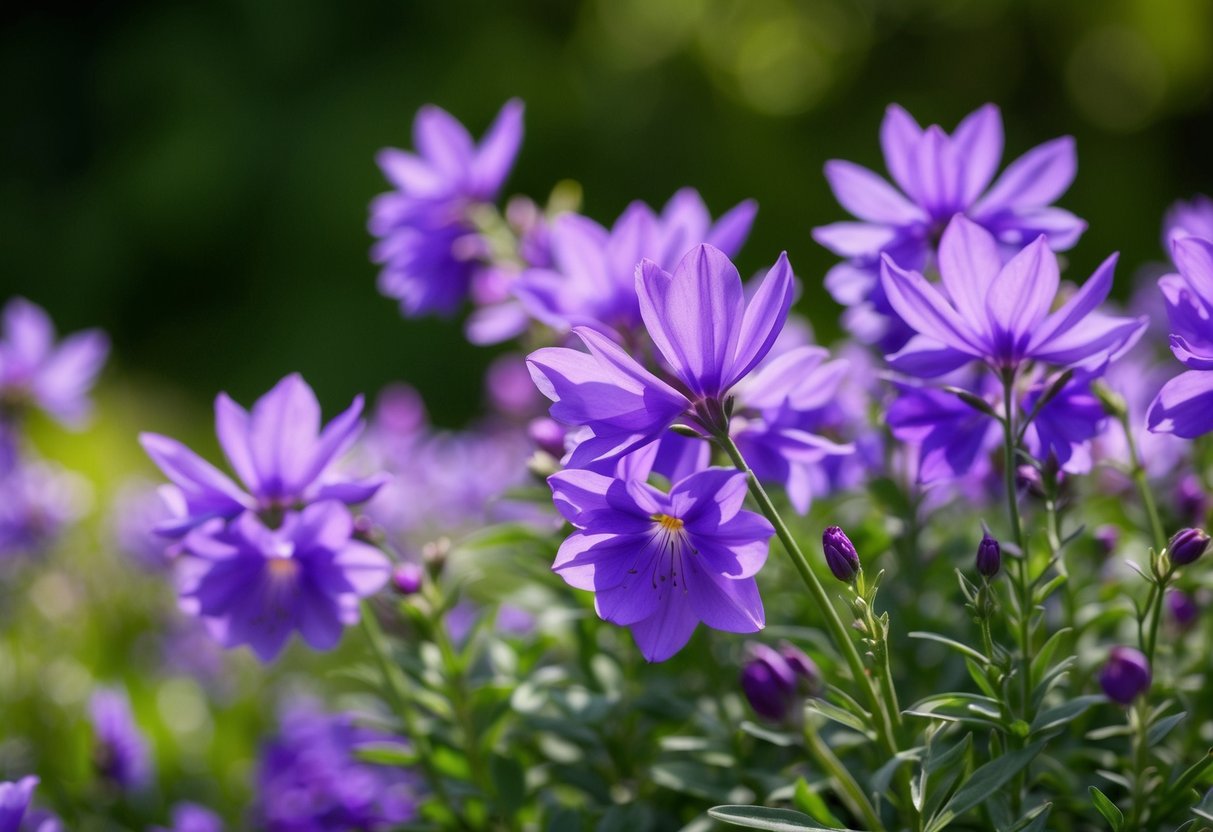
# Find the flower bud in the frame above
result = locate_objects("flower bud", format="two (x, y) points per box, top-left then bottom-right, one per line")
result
(778, 642), (824, 698)
(1094, 524), (1119, 556)
(822, 526), (859, 583)
(1177, 475), (1208, 525)
(1167, 589), (1199, 632)
(1169, 527), (1210, 566)
(976, 532), (1001, 578)
(1099, 646), (1151, 705)
(391, 562), (424, 596)
(527, 417), (567, 459)
(739, 643), (797, 722)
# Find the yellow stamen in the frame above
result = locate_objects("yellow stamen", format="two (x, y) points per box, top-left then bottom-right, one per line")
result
(267, 558), (299, 580)
(652, 513), (685, 532)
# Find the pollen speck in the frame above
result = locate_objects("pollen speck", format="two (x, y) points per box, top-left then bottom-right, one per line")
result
(652, 513), (684, 532)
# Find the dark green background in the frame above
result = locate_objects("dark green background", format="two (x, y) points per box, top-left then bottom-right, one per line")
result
(3, 0), (1211, 425)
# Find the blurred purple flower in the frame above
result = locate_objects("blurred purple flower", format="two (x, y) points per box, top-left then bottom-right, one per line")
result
(881, 216), (1144, 377)
(0, 776), (38, 832)
(141, 374), (386, 538)
(1148, 237), (1213, 437)
(887, 375), (1000, 484)
(0, 457), (90, 560)
(151, 803), (224, 832)
(1167, 589), (1199, 632)
(485, 353), (543, 418)
(1099, 646), (1151, 705)
(513, 189), (756, 335)
(1094, 349), (1187, 482)
(370, 100), (523, 317)
(814, 104), (1084, 350)
(89, 686), (153, 791)
(1164, 194), (1213, 250)
(740, 641), (823, 722)
(256, 702), (420, 831)
(0, 298), (109, 428)
(528, 244), (793, 469)
(110, 479), (177, 570)
(177, 501), (390, 662)
(548, 467), (774, 661)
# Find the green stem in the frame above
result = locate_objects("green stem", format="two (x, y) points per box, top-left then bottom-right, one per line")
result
(1119, 410), (1167, 554)
(360, 607), (465, 828)
(1126, 697), (1151, 831)
(717, 433), (919, 831)
(803, 721), (886, 832)
(999, 371), (1033, 718)
(1142, 567), (1173, 669)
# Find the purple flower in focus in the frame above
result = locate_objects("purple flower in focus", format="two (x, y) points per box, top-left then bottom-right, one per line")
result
(177, 502), (390, 662)
(0, 777), (38, 832)
(814, 104), (1084, 350)
(370, 100), (524, 317)
(151, 803), (224, 832)
(881, 216), (1144, 377)
(1099, 646), (1151, 705)
(528, 244), (793, 469)
(548, 467), (774, 661)
(141, 374), (386, 537)
(1148, 237), (1213, 437)
(89, 686), (153, 791)
(0, 298), (109, 428)
(256, 702), (420, 831)
(1164, 194), (1213, 249)
(513, 189), (757, 335)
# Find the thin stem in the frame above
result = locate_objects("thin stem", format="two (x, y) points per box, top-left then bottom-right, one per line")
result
(360, 607), (465, 828)
(717, 433), (920, 831)
(1142, 567), (1173, 669)
(999, 371), (1033, 719)
(860, 597), (903, 733)
(803, 721), (886, 832)
(1119, 409), (1167, 554)
(1126, 697), (1151, 831)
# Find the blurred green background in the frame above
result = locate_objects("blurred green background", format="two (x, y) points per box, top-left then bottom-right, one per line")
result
(3, 0), (1212, 425)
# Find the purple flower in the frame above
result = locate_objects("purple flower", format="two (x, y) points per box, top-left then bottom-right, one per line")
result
(528, 244), (793, 468)
(89, 686), (153, 791)
(110, 479), (177, 570)
(1099, 646), (1151, 705)
(886, 376), (1000, 484)
(177, 501), (390, 662)
(0, 456), (90, 560)
(0, 777), (38, 832)
(513, 189), (757, 335)
(256, 702), (420, 831)
(976, 532), (1001, 577)
(739, 641), (824, 723)
(390, 561), (424, 595)
(151, 803), (224, 832)
(1021, 373), (1107, 474)
(814, 104), (1084, 350)
(548, 466), (774, 662)
(822, 525), (859, 582)
(1164, 194), (1213, 249)
(1167, 589), (1199, 632)
(370, 100), (524, 317)
(1148, 237), (1213, 437)
(1168, 527), (1209, 566)
(0, 298), (109, 428)
(140, 374), (386, 538)
(881, 216), (1144, 377)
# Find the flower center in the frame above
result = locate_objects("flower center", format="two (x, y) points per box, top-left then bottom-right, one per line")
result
(652, 513), (685, 532)
(267, 556), (299, 581)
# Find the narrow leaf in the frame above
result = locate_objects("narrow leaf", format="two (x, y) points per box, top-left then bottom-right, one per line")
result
(925, 741), (1046, 832)
(1089, 786), (1124, 831)
(707, 805), (857, 831)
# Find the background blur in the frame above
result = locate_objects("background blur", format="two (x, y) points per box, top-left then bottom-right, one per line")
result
(3, 0), (1213, 427)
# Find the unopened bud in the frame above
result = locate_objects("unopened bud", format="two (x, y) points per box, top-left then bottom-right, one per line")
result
(822, 526), (859, 583)
(976, 532), (1001, 578)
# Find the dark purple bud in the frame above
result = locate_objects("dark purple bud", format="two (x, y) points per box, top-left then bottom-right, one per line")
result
(391, 562), (424, 596)
(1169, 528), (1210, 566)
(778, 642), (824, 698)
(822, 526), (859, 583)
(1099, 646), (1151, 705)
(1177, 474), (1208, 524)
(976, 532), (1001, 578)
(527, 417), (567, 459)
(1094, 524), (1119, 556)
(740, 643), (798, 722)
(1167, 590), (1199, 631)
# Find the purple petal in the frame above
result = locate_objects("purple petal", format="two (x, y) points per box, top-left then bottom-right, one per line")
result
(553, 532), (644, 592)
(986, 206), (1086, 250)
(375, 149), (448, 197)
(985, 236), (1058, 348)
(331, 540), (392, 597)
(1148, 371), (1213, 438)
(1171, 335), (1213, 370)
(215, 394), (259, 492)
(880, 104), (925, 200)
(951, 104), (1004, 205)
(1028, 253), (1118, 353)
(313, 474), (390, 505)
(470, 99), (524, 198)
(247, 374), (322, 500)
(812, 222), (902, 258)
(1159, 273), (1213, 353)
(140, 434), (251, 521)
(1028, 313), (1146, 368)
(684, 568), (764, 633)
(300, 394), (365, 491)
(912, 125), (957, 216)
(628, 590), (699, 662)
(972, 136), (1076, 215)
(737, 346), (829, 410)
(636, 246), (745, 397)
(726, 252), (795, 391)
(667, 467), (750, 526)
(1172, 235), (1213, 301)
(412, 105), (475, 177)
(547, 468), (617, 524)
(706, 199), (759, 257)
(31, 329), (109, 427)
(937, 215), (1001, 327)
(880, 256), (983, 356)
(823, 160), (924, 224)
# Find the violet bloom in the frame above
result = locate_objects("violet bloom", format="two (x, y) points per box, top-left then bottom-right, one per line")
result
(370, 100), (523, 317)
(0, 777), (38, 832)
(881, 216), (1144, 378)
(0, 457), (90, 560)
(1099, 646), (1151, 705)
(110, 479), (177, 570)
(886, 375), (1000, 484)
(528, 244), (793, 468)
(0, 298), (109, 428)
(141, 374), (386, 537)
(513, 189), (757, 335)
(1148, 237), (1213, 438)
(151, 803), (224, 832)
(89, 686), (153, 791)
(814, 104), (1084, 350)
(548, 467), (774, 662)
(1167, 590), (1199, 632)
(177, 501), (390, 662)
(1164, 194), (1213, 249)
(739, 641), (823, 723)
(256, 702), (420, 831)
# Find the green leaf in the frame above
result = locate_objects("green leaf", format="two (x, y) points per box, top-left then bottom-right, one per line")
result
(909, 631), (991, 664)
(491, 753), (526, 816)
(1089, 786), (1124, 831)
(805, 698), (876, 738)
(964, 658), (1001, 701)
(924, 741), (1047, 832)
(1029, 627), (1072, 687)
(707, 805), (857, 831)
(1030, 695), (1104, 735)
(1148, 712), (1187, 746)
(356, 742), (418, 767)
(1009, 802), (1053, 832)
(794, 778), (844, 827)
